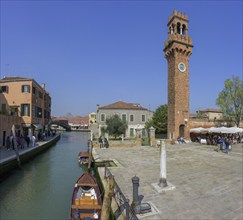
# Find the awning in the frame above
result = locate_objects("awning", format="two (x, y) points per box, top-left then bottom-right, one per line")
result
(33, 124), (43, 130)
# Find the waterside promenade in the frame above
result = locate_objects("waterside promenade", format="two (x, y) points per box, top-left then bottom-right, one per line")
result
(94, 143), (243, 220)
(0, 134), (60, 176)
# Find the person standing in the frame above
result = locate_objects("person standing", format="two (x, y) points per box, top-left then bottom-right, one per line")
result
(98, 136), (103, 148)
(10, 134), (14, 150)
(32, 135), (36, 147)
(6, 136), (10, 150)
(25, 136), (30, 148)
(104, 137), (109, 148)
(20, 135), (25, 149)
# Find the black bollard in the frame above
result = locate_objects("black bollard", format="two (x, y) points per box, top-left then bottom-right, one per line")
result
(131, 175), (152, 215)
(132, 175), (139, 208)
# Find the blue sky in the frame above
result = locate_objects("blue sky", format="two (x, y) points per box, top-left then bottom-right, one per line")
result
(1, 0), (242, 116)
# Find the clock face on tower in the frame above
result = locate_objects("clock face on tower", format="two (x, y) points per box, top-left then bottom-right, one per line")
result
(178, 62), (186, 72)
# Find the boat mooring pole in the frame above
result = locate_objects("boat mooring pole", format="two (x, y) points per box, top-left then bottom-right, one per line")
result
(12, 125), (21, 168)
(101, 175), (115, 220)
(88, 141), (93, 169)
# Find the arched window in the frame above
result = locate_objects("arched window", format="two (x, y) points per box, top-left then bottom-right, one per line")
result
(179, 124), (185, 137)
(177, 22), (181, 34)
(170, 24), (174, 35)
(182, 24), (186, 36)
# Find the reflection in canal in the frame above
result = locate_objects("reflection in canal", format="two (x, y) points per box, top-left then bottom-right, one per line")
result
(0, 132), (90, 219)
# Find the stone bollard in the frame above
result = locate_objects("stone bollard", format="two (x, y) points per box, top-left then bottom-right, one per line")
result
(149, 126), (156, 147)
(135, 128), (142, 146)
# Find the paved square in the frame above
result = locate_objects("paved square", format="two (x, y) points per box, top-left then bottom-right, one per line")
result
(94, 143), (243, 219)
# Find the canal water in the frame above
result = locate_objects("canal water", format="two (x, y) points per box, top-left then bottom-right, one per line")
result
(0, 132), (90, 220)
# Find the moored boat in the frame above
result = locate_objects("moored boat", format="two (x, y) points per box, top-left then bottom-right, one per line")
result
(70, 172), (102, 220)
(78, 151), (90, 167)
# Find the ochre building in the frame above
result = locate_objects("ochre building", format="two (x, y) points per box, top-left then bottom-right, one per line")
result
(0, 77), (51, 145)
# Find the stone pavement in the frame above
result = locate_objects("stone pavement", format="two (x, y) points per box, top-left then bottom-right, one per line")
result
(94, 143), (243, 220)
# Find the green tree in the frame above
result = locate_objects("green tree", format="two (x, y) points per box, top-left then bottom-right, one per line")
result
(105, 114), (128, 139)
(216, 76), (243, 127)
(145, 104), (167, 133)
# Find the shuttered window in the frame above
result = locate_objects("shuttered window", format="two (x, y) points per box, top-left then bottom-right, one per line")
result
(21, 104), (30, 116)
(22, 85), (30, 93)
(0, 86), (8, 93)
(122, 114), (127, 122)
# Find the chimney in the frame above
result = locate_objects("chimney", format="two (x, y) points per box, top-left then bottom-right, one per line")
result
(42, 83), (45, 90)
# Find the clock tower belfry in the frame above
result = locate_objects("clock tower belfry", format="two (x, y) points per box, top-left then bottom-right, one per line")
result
(164, 10), (193, 140)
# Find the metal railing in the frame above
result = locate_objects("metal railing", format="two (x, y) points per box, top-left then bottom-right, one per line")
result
(104, 166), (138, 220)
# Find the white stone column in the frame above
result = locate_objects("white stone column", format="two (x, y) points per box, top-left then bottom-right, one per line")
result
(159, 139), (167, 187)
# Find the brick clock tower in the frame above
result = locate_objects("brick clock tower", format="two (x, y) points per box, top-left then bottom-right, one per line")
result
(164, 10), (193, 140)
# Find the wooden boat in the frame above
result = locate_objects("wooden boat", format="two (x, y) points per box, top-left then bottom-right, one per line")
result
(78, 151), (90, 167)
(70, 172), (102, 220)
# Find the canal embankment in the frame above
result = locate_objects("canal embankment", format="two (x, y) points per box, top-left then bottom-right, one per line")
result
(0, 134), (60, 177)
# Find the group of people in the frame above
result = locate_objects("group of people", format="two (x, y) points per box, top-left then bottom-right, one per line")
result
(4, 129), (56, 151)
(98, 136), (109, 149)
(177, 136), (186, 144)
(215, 137), (232, 154)
(191, 133), (243, 146)
(191, 133), (243, 154)
(6, 134), (36, 150)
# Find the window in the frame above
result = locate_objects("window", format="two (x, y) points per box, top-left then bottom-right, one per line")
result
(1, 104), (7, 114)
(142, 114), (146, 122)
(39, 92), (43, 99)
(10, 107), (18, 116)
(37, 107), (42, 118)
(32, 86), (36, 94)
(21, 104), (30, 116)
(122, 114), (127, 122)
(0, 86), (8, 93)
(130, 114), (134, 122)
(101, 114), (105, 122)
(22, 85), (30, 93)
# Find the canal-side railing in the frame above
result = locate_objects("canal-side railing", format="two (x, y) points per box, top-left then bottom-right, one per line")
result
(104, 166), (138, 220)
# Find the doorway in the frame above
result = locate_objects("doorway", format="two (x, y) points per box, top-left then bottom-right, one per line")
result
(179, 124), (185, 137)
(2, 131), (6, 146)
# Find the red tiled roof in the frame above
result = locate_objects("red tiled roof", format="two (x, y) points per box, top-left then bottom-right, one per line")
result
(99, 101), (147, 110)
(68, 116), (89, 124)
